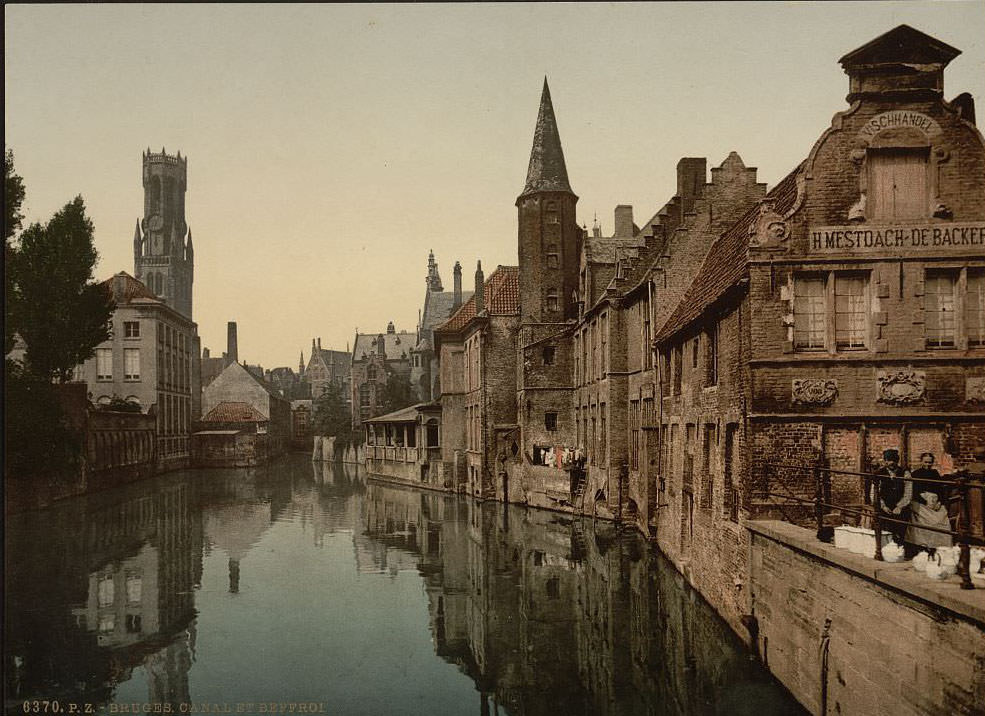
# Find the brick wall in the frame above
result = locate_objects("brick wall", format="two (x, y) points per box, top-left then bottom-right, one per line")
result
(749, 521), (985, 716)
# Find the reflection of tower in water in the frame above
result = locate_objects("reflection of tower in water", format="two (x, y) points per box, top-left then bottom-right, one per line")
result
(229, 558), (240, 594)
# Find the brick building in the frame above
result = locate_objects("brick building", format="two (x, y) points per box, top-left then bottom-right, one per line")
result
(649, 25), (984, 632)
(303, 337), (350, 400)
(410, 251), (472, 404)
(350, 323), (414, 433)
(432, 263), (520, 497)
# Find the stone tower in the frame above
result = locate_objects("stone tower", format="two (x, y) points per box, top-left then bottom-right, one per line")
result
(134, 148), (194, 319)
(517, 79), (580, 323)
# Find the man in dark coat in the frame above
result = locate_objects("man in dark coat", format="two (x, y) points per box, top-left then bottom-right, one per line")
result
(870, 449), (912, 545)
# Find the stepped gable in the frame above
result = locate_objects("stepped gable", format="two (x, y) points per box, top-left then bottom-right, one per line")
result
(201, 401), (268, 422)
(437, 266), (519, 333)
(654, 162), (802, 344)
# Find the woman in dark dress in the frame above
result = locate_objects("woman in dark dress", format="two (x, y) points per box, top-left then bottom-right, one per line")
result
(906, 452), (952, 552)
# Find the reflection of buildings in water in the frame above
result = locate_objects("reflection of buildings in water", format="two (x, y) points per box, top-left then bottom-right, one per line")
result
(403, 496), (801, 716)
(145, 622), (196, 706)
(4, 473), (203, 708)
(203, 500), (273, 593)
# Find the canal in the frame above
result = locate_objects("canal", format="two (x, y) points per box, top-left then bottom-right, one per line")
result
(5, 453), (804, 715)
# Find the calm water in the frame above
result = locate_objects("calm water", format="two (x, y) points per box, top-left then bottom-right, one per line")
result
(4, 453), (804, 715)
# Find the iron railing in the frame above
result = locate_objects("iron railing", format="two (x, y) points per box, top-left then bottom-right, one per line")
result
(759, 461), (985, 590)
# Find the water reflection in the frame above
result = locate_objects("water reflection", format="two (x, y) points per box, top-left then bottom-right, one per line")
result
(4, 454), (801, 715)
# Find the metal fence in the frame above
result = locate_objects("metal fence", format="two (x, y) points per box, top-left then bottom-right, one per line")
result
(758, 461), (985, 590)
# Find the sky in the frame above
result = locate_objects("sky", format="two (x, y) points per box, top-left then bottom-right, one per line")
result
(6, 2), (985, 370)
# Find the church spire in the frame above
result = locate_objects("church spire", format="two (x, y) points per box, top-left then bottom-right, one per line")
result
(426, 250), (443, 292)
(520, 77), (572, 197)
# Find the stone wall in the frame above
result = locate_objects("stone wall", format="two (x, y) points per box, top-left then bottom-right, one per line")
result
(748, 520), (985, 716)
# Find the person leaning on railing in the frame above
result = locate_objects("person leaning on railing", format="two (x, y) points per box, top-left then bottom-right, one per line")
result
(905, 452), (952, 555)
(869, 449), (912, 547)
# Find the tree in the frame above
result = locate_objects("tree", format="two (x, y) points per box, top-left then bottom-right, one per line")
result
(377, 370), (416, 415)
(312, 382), (353, 449)
(8, 196), (114, 382)
(5, 148), (27, 356)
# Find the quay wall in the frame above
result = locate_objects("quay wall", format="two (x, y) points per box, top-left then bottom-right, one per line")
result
(748, 520), (985, 716)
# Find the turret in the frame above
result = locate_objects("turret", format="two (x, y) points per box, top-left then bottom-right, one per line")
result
(516, 78), (580, 323)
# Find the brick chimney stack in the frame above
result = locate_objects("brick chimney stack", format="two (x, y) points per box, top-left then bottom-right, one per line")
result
(474, 261), (485, 315)
(453, 261), (463, 309)
(614, 205), (635, 238)
(227, 322), (238, 363)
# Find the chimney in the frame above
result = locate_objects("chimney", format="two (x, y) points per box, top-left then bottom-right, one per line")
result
(453, 261), (463, 309)
(614, 205), (634, 238)
(474, 261), (485, 315)
(227, 322), (239, 363)
(202, 347), (211, 360)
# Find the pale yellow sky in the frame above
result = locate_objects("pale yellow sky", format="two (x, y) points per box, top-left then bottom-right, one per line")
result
(6, 2), (985, 369)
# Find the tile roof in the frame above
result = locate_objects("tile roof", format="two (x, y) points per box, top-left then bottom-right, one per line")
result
(103, 272), (161, 304)
(654, 163), (803, 344)
(201, 401), (268, 423)
(436, 265), (519, 334)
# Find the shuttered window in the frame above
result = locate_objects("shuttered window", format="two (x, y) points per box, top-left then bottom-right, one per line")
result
(868, 148), (929, 221)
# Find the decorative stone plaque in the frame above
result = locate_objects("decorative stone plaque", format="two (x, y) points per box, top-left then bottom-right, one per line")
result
(792, 378), (838, 406)
(966, 377), (985, 403)
(748, 199), (789, 249)
(876, 369), (926, 405)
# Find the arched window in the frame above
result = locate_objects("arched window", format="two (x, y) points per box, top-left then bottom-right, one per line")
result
(546, 244), (559, 269)
(360, 384), (370, 407)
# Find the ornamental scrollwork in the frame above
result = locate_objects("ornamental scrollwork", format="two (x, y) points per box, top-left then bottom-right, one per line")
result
(792, 378), (838, 406)
(876, 369), (926, 405)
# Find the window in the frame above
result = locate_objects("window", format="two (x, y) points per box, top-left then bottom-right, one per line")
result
(126, 614), (142, 633)
(543, 345), (556, 365)
(968, 270), (985, 347)
(600, 313), (608, 374)
(672, 345), (683, 394)
(97, 349), (112, 380)
(359, 384), (370, 407)
(723, 423), (738, 522)
(835, 275), (867, 349)
(546, 289), (559, 313)
(546, 577), (560, 599)
(794, 272), (869, 351)
(124, 321), (140, 338)
(706, 322), (718, 386)
(794, 276), (826, 350)
(925, 271), (956, 348)
(124, 349), (140, 380)
(126, 576), (142, 604)
(98, 576), (114, 607)
(701, 424), (717, 510)
(545, 412), (558, 431)
(642, 303), (653, 370)
(367, 365), (377, 380)
(691, 336), (699, 368)
(867, 148), (929, 222)
(547, 244), (559, 269)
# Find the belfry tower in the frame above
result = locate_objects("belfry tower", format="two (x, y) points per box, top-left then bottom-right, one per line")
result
(517, 79), (580, 323)
(133, 148), (194, 319)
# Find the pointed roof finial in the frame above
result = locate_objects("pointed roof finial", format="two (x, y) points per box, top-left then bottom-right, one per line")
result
(133, 220), (142, 242)
(520, 77), (572, 197)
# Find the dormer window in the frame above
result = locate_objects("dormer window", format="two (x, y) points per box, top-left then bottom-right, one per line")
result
(867, 147), (929, 222)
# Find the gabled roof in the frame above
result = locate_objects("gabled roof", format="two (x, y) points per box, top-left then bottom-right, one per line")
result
(654, 163), (803, 344)
(103, 271), (160, 304)
(352, 330), (415, 362)
(435, 265), (519, 334)
(201, 401), (268, 423)
(520, 79), (573, 197)
(839, 25), (960, 70)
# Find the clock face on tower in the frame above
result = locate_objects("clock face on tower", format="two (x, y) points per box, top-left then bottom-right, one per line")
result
(148, 215), (164, 231)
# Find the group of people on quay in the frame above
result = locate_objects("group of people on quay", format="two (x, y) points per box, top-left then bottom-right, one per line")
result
(870, 448), (984, 557)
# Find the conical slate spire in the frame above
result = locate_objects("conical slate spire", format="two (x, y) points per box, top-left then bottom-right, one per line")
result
(521, 78), (572, 197)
